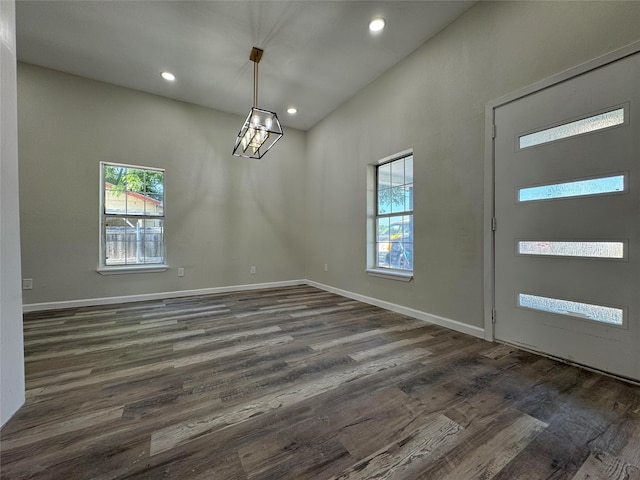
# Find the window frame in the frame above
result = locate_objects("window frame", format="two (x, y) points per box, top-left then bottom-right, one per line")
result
(366, 149), (414, 281)
(98, 162), (167, 275)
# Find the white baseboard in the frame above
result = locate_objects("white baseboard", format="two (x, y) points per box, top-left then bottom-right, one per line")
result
(306, 280), (486, 339)
(22, 280), (307, 312)
(22, 279), (487, 339)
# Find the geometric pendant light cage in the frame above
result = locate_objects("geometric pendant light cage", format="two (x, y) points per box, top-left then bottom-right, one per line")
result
(232, 47), (283, 159)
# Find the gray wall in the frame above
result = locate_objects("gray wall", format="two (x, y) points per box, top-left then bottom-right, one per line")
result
(18, 64), (307, 305)
(1, 0), (26, 426)
(305, 1), (640, 328)
(16, 2), (640, 320)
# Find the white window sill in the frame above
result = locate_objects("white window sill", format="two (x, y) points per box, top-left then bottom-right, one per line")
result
(366, 268), (413, 282)
(97, 265), (168, 275)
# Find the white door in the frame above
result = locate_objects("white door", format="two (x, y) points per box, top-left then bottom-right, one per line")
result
(493, 52), (639, 381)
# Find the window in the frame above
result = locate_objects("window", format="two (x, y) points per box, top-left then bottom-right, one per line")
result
(372, 153), (413, 275)
(99, 162), (166, 273)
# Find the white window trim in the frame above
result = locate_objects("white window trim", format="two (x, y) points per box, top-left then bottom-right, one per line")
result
(98, 162), (167, 273)
(366, 148), (414, 281)
(97, 265), (168, 275)
(365, 268), (413, 281)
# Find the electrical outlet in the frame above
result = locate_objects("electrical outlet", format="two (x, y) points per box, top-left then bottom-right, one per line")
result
(324, 263), (328, 272)
(250, 266), (256, 275)
(177, 267), (185, 277)
(22, 278), (33, 290)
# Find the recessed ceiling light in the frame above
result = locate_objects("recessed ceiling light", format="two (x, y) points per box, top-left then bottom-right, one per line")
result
(161, 71), (176, 81)
(287, 107), (297, 115)
(369, 17), (386, 33)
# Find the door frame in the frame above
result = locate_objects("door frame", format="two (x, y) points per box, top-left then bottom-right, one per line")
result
(484, 40), (640, 343)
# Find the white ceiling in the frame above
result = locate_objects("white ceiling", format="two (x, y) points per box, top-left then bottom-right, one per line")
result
(15, 1), (475, 131)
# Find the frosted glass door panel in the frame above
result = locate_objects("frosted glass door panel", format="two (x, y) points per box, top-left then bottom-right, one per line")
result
(518, 241), (624, 259)
(519, 107), (625, 149)
(518, 175), (625, 202)
(518, 293), (623, 326)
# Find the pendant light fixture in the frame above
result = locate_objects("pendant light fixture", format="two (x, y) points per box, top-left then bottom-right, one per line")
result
(232, 47), (283, 159)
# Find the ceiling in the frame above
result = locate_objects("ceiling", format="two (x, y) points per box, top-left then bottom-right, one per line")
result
(15, 1), (475, 131)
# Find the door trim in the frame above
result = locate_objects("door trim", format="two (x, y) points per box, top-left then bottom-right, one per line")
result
(484, 40), (640, 342)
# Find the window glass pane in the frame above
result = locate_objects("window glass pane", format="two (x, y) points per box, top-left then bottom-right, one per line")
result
(518, 293), (623, 326)
(105, 217), (165, 266)
(390, 159), (404, 187)
(402, 215), (413, 239)
(125, 220), (139, 265)
(518, 241), (624, 259)
(405, 185), (413, 212)
(104, 165), (127, 190)
(377, 189), (391, 215)
(377, 247), (390, 268)
(390, 186), (406, 213)
(388, 242), (405, 269)
(146, 171), (164, 194)
(126, 169), (146, 194)
(388, 216), (404, 240)
(387, 242), (413, 270)
(519, 108), (625, 149)
(377, 217), (390, 241)
(400, 241), (413, 271)
(378, 163), (391, 190)
(402, 215), (413, 271)
(104, 165), (166, 216)
(405, 156), (413, 184)
(376, 218), (390, 268)
(104, 166), (127, 214)
(104, 216), (127, 266)
(518, 175), (624, 202)
(381, 215), (413, 270)
(142, 218), (164, 264)
(125, 192), (146, 216)
(145, 193), (164, 216)
(104, 185), (125, 214)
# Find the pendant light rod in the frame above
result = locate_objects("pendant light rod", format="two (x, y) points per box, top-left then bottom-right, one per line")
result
(250, 47), (263, 108)
(254, 60), (258, 107)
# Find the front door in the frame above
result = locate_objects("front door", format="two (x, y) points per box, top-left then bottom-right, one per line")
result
(493, 51), (639, 381)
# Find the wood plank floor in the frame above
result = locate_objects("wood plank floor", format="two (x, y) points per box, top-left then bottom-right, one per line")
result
(1, 285), (639, 479)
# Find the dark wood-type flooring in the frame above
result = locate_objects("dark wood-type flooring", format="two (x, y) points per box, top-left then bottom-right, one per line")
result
(1, 285), (639, 479)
